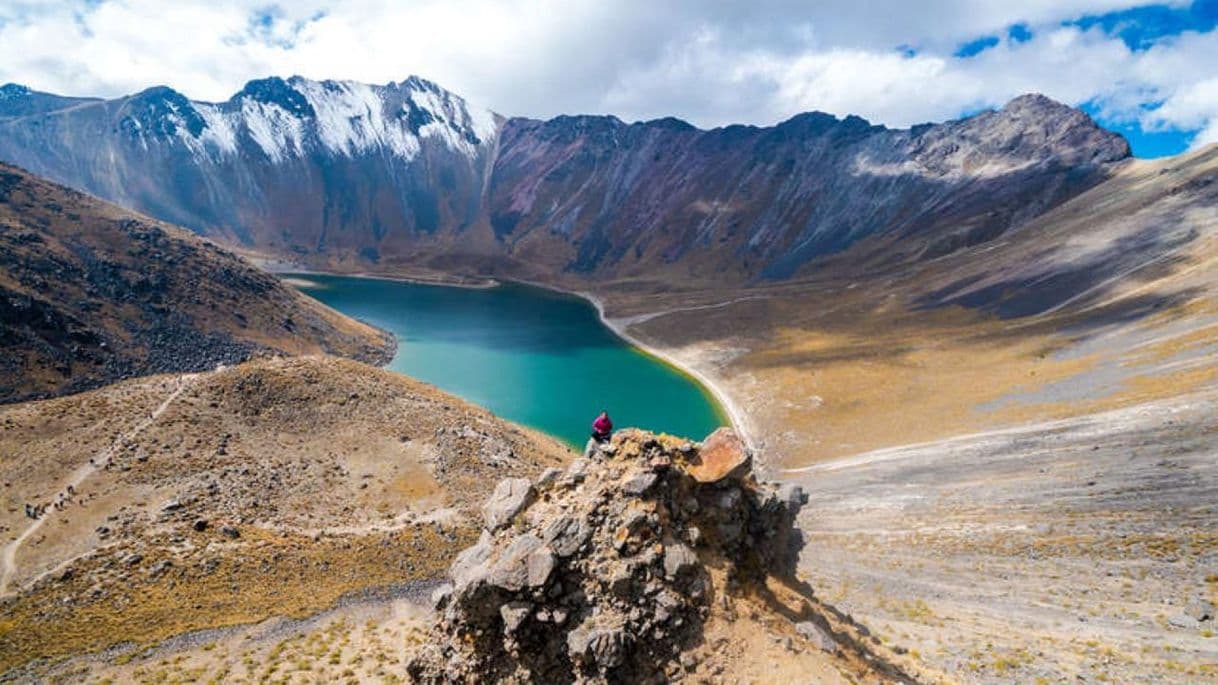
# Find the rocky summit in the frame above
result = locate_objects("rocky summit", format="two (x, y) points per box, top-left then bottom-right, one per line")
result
(408, 428), (910, 684)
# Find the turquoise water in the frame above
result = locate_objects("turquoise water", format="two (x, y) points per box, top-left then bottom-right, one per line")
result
(290, 274), (726, 448)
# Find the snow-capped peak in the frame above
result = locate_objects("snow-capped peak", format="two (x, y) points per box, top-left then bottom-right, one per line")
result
(150, 75), (499, 164)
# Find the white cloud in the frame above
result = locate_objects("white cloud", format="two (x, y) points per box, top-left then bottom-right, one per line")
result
(0, 0), (1215, 147)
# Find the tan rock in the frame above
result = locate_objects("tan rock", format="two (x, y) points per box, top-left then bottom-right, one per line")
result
(683, 428), (750, 483)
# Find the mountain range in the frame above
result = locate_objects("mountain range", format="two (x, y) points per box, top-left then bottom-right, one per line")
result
(0, 77), (1129, 283)
(2, 74), (1217, 684)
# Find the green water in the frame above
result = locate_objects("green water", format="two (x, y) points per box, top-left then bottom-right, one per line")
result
(290, 274), (726, 448)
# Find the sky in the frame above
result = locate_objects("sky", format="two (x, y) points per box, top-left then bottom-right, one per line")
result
(1, 1), (1218, 157)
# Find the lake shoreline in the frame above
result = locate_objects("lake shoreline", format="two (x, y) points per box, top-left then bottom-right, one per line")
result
(493, 277), (752, 448)
(271, 264), (750, 448)
(575, 290), (754, 450)
(256, 259), (501, 290)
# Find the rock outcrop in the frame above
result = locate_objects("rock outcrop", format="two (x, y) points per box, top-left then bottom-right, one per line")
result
(408, 428), (815, 684)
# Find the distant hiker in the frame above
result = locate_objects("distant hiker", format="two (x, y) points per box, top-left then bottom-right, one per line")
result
(591, 411), (613, 443)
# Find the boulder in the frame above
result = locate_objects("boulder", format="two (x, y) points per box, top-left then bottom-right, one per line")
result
(1186, 597), (1214, 622)
(623, 472), (658, 496)
(542, 516), (590, 558)
(451, 531), (494, 589)
(683, 427), (750, 483)
(796, 621), (839, 654)
(483, 478), (535, 531)
(409, 428), (825, 684)
(500, 601), (532, 634)
(663, 541), (698, 580)
(488, 534), (545, 591)
(527, 546), (556, 587)
(568, 621), (629, 669)
(536, 467), (563, 488)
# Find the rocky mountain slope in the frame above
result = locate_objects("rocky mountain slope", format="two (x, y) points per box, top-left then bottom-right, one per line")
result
(0, 356), (571, 676)
(0, 78), (1128, 283)
(0, 76), (499, 253)
(0, 163), (393, 403)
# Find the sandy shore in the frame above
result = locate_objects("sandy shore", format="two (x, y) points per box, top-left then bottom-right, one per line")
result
(573, 289), (756, 451)
(255, 258), (500, 289)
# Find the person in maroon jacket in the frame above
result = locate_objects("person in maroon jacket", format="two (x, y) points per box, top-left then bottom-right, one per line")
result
(591, 410), (613, 443)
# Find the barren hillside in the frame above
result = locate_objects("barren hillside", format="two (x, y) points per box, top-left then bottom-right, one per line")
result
(0, 163), (394, 403)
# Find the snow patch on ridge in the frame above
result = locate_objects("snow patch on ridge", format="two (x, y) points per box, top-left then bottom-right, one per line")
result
(171, 76), (498, 164)
(240, 98), (306, 163)
(189, 104), (239, 158)
(292, 79), (421, 159)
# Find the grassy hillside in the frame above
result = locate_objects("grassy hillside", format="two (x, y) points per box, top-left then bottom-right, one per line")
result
(0, 356), (571, 674)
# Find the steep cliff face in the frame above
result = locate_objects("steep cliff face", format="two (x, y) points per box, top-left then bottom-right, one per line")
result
(489, 94), (1129, 281)
(0, 163), (393, 403)
(0, 78), (1129, 284)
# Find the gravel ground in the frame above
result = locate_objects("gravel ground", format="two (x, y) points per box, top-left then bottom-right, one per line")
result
(789, 390), (1218, 683)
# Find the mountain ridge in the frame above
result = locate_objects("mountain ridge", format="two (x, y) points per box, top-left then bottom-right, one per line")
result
(0, 77), (1129, 283)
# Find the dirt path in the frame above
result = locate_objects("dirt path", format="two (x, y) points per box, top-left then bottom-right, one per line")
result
(0, 374), (195, 597)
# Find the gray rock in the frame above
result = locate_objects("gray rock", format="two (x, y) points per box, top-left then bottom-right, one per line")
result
(663, 541), (698, 579)
(488, 534), (545, 591)
(149, 559), (172, 578)
(1168, 613), (1199, 629)
(219, 525), (240, 539)
(623, 472), (658, 496)
(542, 516), (590, 557)
(621, 505), (650, 533)
(795, 621), (838, 654)
(568, 622), (628, 669)
(564, 458), (590, 483)
(500, 601), (532, 634)
(536, 467), (563, 488)
(450, 531), (494, 589)
(527, 546), (556, 587)
(124, 553), (143, 566)
(1186, 597), (1214, 622)
(482, 478), (535, 531)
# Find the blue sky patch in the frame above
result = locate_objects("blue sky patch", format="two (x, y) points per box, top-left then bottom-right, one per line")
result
(1080, 101), (1193, 158)
(1070, 0), (1218, 50)
(954, 35), (999, 57)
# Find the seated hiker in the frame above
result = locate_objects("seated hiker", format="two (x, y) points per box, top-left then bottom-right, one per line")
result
(591, 410), (613, 443)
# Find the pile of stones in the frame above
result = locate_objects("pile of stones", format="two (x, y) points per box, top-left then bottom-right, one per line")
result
(408, 427), (808, 684)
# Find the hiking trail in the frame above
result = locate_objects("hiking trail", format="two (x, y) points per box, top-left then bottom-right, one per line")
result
(0, 374), (195, 597)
